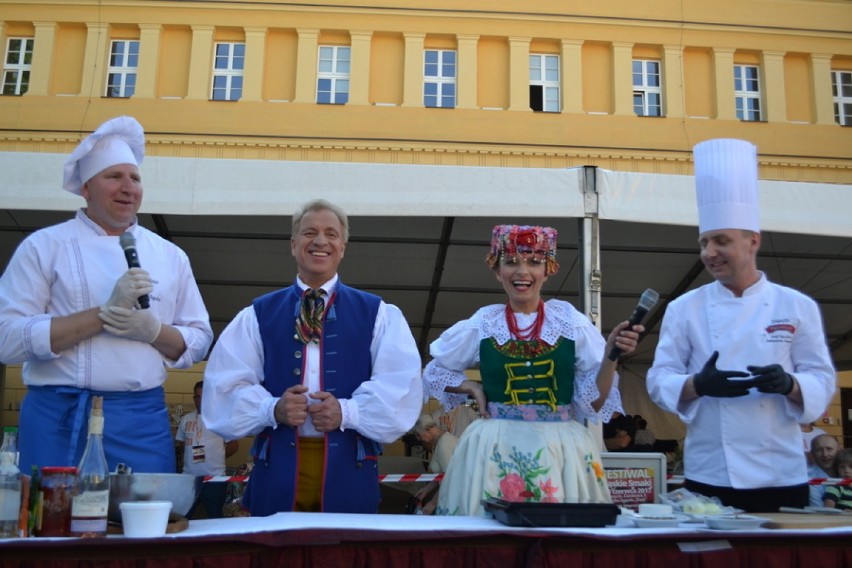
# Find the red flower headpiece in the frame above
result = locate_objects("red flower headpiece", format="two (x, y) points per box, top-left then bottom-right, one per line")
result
(485, 225), (559, 275)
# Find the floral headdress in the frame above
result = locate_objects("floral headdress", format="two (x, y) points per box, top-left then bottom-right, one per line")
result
(485, 225), (559, 275)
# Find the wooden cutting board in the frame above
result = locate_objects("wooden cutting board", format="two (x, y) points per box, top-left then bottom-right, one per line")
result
(759, 512), (852, 529)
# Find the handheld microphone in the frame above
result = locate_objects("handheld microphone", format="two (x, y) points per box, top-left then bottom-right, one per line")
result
(607, 288), (659, 361)
(119, 232), (150, 309)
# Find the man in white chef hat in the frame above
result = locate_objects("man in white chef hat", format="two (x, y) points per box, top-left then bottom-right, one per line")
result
(647, 139), (836, 512)
(0, 116), (213, 476)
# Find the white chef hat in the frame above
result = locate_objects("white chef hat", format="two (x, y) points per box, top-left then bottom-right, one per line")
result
(694, 138), (760, 234)
(62, 116), (145, 195)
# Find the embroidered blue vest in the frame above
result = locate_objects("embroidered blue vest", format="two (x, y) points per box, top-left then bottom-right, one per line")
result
(245, 283), (382, 515)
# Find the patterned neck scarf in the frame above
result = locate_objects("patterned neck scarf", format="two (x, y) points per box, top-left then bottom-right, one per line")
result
(295, 288), (326, 344)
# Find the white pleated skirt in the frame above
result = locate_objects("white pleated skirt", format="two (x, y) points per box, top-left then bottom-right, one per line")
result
(436, 418), (612, 517)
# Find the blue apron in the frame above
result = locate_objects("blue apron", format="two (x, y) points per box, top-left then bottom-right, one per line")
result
(19, 385), (175, 473)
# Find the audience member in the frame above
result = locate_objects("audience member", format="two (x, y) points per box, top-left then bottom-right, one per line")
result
(603, 411), (636, 451)
(176, 380), (239, 518)
(800, 422), (826, 463)
(808, 434), (840, 507)
(410, 414), (459, 515)
(633, 417), (657, 448)
(822, 448), (852, 510)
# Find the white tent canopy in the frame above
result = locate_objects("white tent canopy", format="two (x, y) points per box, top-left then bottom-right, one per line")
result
(2, 152), (850, 441)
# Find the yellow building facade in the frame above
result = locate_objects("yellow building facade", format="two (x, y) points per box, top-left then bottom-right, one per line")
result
(1, 0), (850, 182)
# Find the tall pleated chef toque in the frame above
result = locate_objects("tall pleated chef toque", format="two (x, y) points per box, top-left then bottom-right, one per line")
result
(693, 138), (760, 234)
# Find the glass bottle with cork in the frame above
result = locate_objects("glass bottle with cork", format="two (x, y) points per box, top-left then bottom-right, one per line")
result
(70, 396), (110, 537)
(0, 426), (21, 538)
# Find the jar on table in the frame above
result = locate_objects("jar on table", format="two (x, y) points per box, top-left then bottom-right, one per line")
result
(37, 466), (76, 537)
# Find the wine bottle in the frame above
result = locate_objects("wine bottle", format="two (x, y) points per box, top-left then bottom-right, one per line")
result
(70, 396), (110, 537)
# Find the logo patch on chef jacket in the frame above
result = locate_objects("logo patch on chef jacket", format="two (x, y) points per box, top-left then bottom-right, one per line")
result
(765, 320), (796, 343)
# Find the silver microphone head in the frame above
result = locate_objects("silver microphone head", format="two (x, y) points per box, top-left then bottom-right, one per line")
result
(639, 288), (659, 310)
(119, 231), (136, 251)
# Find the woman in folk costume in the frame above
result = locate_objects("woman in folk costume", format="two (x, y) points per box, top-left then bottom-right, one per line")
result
(423, 225), (643, 516)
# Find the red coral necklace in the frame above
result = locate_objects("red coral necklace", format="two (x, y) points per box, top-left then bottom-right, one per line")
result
(505, 300), (545, 341)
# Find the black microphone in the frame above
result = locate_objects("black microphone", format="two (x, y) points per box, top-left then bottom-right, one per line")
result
(119, 232), (150, 309)
(607, 288), (659, 361)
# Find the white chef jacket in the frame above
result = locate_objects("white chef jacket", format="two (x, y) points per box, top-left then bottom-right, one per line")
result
(647, 274), (836, 489)
(202, 274), (423, 444)
(0, 211), (213, 390)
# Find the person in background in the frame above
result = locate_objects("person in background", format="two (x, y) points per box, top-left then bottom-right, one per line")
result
(633, 417), (657, 449)
(176, 380), (239, 518)
(603, 411), (636, 451)
(410, 414), (459, 515)
(202, 199), (423, 515)
(808, 434), (841, 507)
(647, 139), (836, 512)
(822, 448), (852, 510)
(800, 422), (826, 463)
(422, 224), (642, 516)
(0, 116), (213, 474)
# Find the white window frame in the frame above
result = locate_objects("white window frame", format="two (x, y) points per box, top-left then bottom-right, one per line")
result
(105, 40), (139, 98)
(734, 64), (762, 122)
(316, 45), (350, 105)
(2, 37), (34, 96)
(423, 49), (456, 109)
(633, 59), (663, 117)
(211, 42), (245, 101)
(832, 70), (852, 126)
(529, 54), (560, 113)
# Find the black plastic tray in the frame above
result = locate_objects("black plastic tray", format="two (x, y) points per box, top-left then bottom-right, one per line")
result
(482, 498), (620, 528)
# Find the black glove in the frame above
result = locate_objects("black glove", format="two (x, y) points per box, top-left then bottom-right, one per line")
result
(746, 364), (795, 395)
(693, 351), (752, 398)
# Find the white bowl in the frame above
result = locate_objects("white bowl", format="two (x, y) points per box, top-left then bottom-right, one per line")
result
(704, 515), (768, 530)
(638, 504), (673, 516)
(120, 500), (173, 538)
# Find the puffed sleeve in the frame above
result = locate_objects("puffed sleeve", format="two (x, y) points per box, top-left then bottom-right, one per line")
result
(565, 304), (624, 423)
(422, 314), (482, 411)
(338, 302), (424, 443)
(202, 306), (279, 439)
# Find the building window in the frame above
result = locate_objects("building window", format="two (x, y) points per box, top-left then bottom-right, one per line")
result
(529, 54), (560, 112)
(832, 70), (852, 126)
(211, 42), (244, 101)
(424, 49), (456, 108)
(633, 59), (662, 117)
(317, 46), (350, 105)
(2, 38), (34, 96)
(105, 40), (139, 98)
(734, 64), (761, 121)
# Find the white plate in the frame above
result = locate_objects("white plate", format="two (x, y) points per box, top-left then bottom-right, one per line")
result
(632, 514), (689, 528)
(704, 515), (768, 530)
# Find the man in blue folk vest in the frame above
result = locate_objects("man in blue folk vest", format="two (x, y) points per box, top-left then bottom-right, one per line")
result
(202, 199), (423, 514)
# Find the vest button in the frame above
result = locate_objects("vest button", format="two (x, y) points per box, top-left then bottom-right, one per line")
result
(289, 442), (296, 447)
(295, 351), (302, 359)
(293, 369), (301, 376)
(293, 334), (299, 340)
(356, 462), (363, 469)
(528, 387), (535, 393)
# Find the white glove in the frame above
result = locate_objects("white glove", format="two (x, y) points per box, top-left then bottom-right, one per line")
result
(105, 268), (154, 310)
(99, 306), (162, 343)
